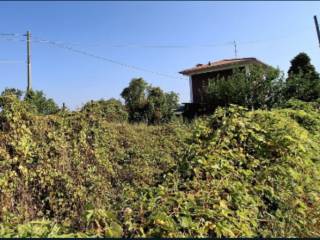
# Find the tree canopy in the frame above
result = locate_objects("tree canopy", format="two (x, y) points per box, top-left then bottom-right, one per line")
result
(1, 88), (23, 100)
(285, 52), (320, 102)
(121, 78), (179, 124)
(81, 98), (128, 122)
(206, 64), (285, 110)
(24, 90), (60, 115)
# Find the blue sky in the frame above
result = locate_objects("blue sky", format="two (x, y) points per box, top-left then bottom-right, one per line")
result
(0, 1), (319, 109)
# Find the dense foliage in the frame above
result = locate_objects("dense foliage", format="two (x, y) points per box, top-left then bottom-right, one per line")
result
(0, 92), (319, 237)
(145, 102), (320, 237)
(202, 53), (320, 114)
(121, 78), (179, 124)
(0, 93), (188, 237)
(24, 90), (60, 115)
(0, 52), (319, 237)
(0, 89), (60, 116)
(285, 52), (320, 102)
(206, 64), (285, 110)
(1, 88), (23, 100)
(80, 98), (128, 122)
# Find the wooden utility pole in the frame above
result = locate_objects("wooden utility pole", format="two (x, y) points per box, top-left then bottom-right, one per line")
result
(233, 40), (238, 58)
(314, 15), (320, 48)
(26, 31), (32, 91)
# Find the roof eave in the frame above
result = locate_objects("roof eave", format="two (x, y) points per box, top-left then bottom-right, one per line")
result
(179, 59), (270, 76)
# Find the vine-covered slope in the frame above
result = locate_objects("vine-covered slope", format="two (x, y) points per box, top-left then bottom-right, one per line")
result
(0, 96), (319, 237)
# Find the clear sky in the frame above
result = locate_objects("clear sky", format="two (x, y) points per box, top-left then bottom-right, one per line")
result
(0, 1), (319, 109)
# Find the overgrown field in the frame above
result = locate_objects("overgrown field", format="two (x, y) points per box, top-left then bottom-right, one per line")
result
(0, 95), (320, 237)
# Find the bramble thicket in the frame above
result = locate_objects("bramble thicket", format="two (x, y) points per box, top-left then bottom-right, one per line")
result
(0, 52), (320, 237)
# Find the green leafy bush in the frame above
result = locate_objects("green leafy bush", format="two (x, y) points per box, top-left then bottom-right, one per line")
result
(285, 53), (320, 102)
(121, 78), (179, 124)
(0, 94), (319, 237)
(24, 90), (60, 115)
(80, 98), (128, 122)
(120, 102), (320, 237)
(206, 64), (285, 110)
(0, 94), (189, 237)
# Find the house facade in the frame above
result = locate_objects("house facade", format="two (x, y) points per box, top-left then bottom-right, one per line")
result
(179, 57), (269, 103)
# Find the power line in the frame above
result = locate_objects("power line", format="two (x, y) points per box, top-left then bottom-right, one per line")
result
(0, 27), (314, 49)
(0, 27), (315, 81)
(32, 37), (187, 80)
(0, 33), (187, 80)
(0, 60), (24, 64)
(0, 33), (23, 37)
(0, 34), (226, 49)
(95, 42), (234, 49)
(0, 36), (26, 43)
(27, 27), (314, 49)
(0, 34), (187, 80)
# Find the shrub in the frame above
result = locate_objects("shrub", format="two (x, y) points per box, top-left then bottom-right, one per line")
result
(206, 64), (285, 111)
(0, 94), (319, 237)
(121, 78), (179, 124)
(24, 90), (60, 115)
(123, 104), (320, 237)
(285, 53), (320, 102)
(0, 94), (189, 236)
(80, 98), (128, 122)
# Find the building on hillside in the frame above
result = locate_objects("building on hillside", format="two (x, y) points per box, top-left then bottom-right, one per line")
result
(179, 57), (269, 104)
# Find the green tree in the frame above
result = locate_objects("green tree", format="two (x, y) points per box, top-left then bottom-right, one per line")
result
(146, 87), (179, 124)
(24, 90), (60, 115)
(163, 91), (179, 121)
(146, 87), (166, 124)
(285, 52), (320, 101)
(121, 78), (149, 122)
(121, 78), (179, 124)
(206, 64), (285, 110)
(1, 88), (23, 99)
(81, 98), (128, 122)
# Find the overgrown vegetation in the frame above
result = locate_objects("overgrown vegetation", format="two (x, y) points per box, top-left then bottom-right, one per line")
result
(121, 78), (179, 124)
(0, 52), (320, 237)
(206, 64), (285, 110)
(285, 53), (320, 101)
(80, 98), (128, 123)
(24, 90), (60, 115)
(0, 92), (319, 237)
(204, 52), (320, 112)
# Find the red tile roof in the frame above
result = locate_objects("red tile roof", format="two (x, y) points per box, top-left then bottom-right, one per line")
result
(179, 57), (268, 75)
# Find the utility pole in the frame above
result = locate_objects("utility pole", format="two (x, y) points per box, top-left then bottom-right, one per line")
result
(314, 15), (320, 48)
(26, 31), (32, 92)
(233, 40), (238, 58)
